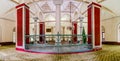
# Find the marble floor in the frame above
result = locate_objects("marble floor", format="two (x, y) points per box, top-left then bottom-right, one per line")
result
(0, 44), (120, 61)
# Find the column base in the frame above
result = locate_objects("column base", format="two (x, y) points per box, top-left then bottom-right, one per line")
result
(16, 48), (25, 51)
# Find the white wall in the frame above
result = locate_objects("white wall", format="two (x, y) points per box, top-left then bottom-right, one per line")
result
(102, 16), (120, 42)
(0, 19), (15, 42)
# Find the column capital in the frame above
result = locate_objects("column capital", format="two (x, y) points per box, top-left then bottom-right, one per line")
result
(88, 2), (101, 8)
(53, 0), (63, 5)
(16, 3), (29, 9)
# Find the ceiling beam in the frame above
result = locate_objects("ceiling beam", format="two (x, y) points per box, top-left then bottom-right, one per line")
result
(4, 0), (35, 16)
(101, 6), (116, 15)
(102, 15), (120, 21)
(97, 0), (106, 3)
(75, 0), (90, 4)
(33, 0), (44, 14)
(79, 0), (116, 16)
(0, 17), (15, 22)
(72, 2), (85, 22)
(10, 0), (19, 4)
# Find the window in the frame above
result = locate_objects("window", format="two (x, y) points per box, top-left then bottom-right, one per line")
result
(46, 28), (51, 32)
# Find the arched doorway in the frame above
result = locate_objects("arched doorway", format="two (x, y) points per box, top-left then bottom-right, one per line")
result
(102, 26), (105, 42)
(118, 24), (120, 42)
(12, 27), (16, 43)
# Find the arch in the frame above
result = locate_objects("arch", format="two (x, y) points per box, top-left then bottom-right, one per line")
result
(61, 14), (70, 20)
(44, 14), (55, 20)
(117, 24), (120, 42)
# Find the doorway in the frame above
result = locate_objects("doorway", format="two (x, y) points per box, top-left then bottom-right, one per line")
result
(102, 26), (105, 42)
(118, 24), (120, 42)
(12, 27), (16, 43)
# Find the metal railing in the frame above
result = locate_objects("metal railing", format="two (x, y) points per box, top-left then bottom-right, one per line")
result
(25, 34), (92, 46)
(25, 34), (92, 53)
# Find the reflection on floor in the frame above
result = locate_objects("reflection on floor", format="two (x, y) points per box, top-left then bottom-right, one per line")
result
(0, 44), (120, 61)
(26, 41), (91, 53)
(26, 44), (91, 53)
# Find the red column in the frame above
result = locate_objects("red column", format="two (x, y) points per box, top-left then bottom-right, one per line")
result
(16, 3), (29, 49)
(88, 2), (102, 49)
(25, 5), (30, 44)
(88, 4), (92, 44)
(72, 21), (77, 43)
(39, 22), (45, 43)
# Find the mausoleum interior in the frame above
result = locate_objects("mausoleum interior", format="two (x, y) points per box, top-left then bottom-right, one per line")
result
(0, 0), (120, 53)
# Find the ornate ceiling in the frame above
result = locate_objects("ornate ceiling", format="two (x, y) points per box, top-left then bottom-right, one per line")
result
(0, 0), (120, 22)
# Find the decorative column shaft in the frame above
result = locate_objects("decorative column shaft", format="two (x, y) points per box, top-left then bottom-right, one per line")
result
(56, 5), (61, 34)
(33, 17), (38, 44)
(39, 22), (45, 43)
(16, 3), (29, 50)
(53, 0), (63, 42)
(72, 21), (77, 43)
(79, 17), (84, 35)
(88, 2), (102, 49)
(79, 17), (84, 42)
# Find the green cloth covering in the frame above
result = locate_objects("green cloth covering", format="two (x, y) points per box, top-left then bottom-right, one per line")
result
(82, 27), (87, 44)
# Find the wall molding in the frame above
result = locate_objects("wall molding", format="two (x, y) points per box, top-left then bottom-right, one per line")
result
(102, 15), (120, 21)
